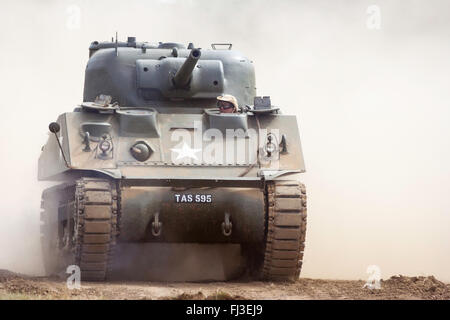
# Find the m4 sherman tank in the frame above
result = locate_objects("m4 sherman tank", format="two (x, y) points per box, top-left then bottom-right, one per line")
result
(39, 37), (307, 281)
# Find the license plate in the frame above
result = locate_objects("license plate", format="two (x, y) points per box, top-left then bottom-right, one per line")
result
(174, 194), (212, 203)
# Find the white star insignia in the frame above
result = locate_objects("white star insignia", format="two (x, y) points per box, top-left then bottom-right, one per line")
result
(171, 142), (201, 161)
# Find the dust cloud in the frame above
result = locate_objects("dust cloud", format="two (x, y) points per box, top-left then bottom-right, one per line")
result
(0, 0), (449, 281)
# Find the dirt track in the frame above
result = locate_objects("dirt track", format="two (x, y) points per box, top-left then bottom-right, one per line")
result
(0, 269), (449, 300)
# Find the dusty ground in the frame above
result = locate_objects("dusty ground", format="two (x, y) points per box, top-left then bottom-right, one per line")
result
(0, 269), (449, 300)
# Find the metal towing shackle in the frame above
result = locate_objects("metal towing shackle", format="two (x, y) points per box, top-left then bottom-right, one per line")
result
(221, 212), (232, 236)
(152, 212), (162, 237)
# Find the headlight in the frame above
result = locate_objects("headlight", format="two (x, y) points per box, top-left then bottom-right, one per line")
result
(266, 142), (277, 154)
(264, 133), (278, 156)
(99, 140), (111, 153)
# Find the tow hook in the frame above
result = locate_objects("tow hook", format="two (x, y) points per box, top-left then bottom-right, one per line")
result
(151, 212), (162, 237)
(222, 213), (232, 236)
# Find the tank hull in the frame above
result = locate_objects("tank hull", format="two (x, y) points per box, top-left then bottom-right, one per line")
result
(119, 185), (265, 243)
(40, 176), (306, 281)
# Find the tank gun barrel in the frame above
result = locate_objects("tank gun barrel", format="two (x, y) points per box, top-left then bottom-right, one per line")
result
(173, 48), (201, 88)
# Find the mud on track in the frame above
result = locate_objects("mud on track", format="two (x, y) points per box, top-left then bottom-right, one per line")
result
(0, 269), (449, 300)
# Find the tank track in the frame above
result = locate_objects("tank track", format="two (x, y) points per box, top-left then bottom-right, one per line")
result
(262, 181), (307, 281)
(74, 178), (118, 281)
(41, 178), (118, 281)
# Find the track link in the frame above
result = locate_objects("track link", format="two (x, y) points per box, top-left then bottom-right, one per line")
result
(262, 181), (307, 281)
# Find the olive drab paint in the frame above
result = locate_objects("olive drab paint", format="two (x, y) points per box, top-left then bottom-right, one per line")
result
(38, 37), (308, 281)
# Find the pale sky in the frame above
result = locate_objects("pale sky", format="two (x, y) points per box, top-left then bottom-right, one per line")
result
(0, 0), (449, 281)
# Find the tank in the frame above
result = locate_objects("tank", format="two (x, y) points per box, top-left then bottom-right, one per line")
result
(38, 36), (307, 281)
